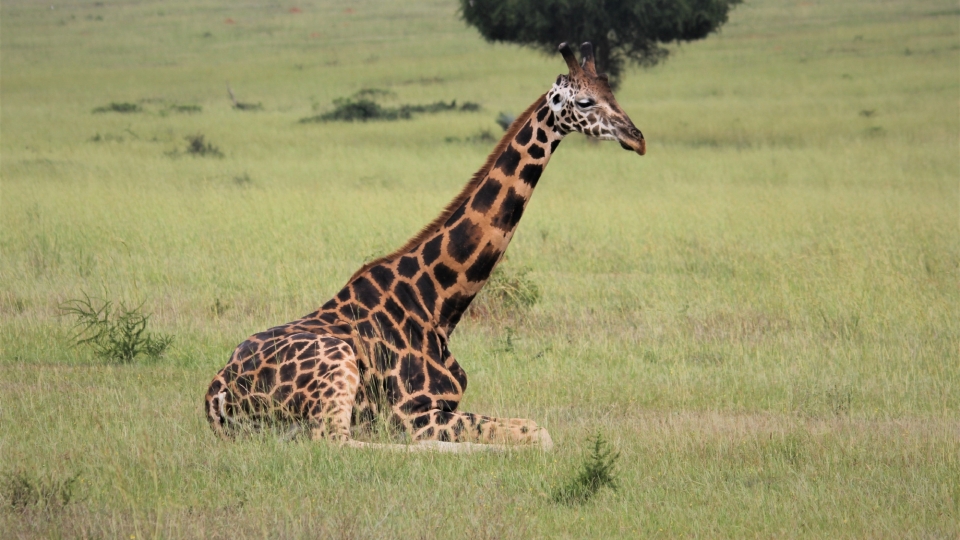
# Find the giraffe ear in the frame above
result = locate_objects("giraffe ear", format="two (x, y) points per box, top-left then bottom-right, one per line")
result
(548, 91), (566, 112)
(547, 79), (567, 113)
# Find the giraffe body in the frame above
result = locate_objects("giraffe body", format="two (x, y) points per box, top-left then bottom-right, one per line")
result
(204, 43), (645, 450)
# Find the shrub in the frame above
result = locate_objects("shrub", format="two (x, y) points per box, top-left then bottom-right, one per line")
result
(353, 88), (394, 100)
(314, 96), (393, 122)
(469, 264), (540, 318)
(233, 173), (253, 186)
(300, 89), (481, 123)
(169, 104), (202, 113)
(444, 130), (497, 144)
(61, 293), (172, 363)
(552, 433), (620, 505)
(211, 297), (230, 317)
(92, 102), (141, 113)
(495, 112), (515, 131)
(228, 84), (263, 110)
(184, 134), (223, 157)
(0, 470), (79, 511)
(488, 265), (540, 308)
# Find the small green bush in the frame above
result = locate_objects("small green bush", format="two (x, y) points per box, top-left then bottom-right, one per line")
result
(228, 84), (263, 110)
(473, 129), (497, 143)
(488, 265), (540, 308)
(495, 112), (515, 130)
(170, 104), (202, 113)
(232, 101), (262, 111)
(232, 173), (254, 186)
(470, 264), (540, 319)
(61, 293), (172, 363)
(1, 470), (79, 511)
(92, 102), (141, 113)
(314, 96), (392, 122)
(353, 88), (394, 100)
(184, 134), (223, 157)
(445, 129), (497, 144)
(300, 89), (480, 123)
(552, 433), (620, 505)
(211, 297), (230, 316)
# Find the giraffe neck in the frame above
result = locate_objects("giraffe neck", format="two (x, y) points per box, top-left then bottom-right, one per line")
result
(346, 95), (564, 335)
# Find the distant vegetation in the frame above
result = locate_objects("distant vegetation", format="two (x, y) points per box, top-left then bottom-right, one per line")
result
(444, 129), (497, 144)
(495, 112), (515, 131)
(301, 88), (481, 123)
(92, 100), (202, 115)
(169, 104), (202, 114)
(228, 84), (263, 111)
(183, 134), (223, 157)
(92, 102), (140, 113)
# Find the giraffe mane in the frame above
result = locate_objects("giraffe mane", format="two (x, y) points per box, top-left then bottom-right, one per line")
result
(347, 94), (548, 283)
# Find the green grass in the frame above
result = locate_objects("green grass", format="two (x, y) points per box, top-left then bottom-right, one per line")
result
(1, 0), (957, 537)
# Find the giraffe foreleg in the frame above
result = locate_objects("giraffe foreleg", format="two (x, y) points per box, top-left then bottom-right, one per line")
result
(301, 338), (362, 442)
(403, 409), (553, 450)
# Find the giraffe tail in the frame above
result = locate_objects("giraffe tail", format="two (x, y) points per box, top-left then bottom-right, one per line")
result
(205, 386), (231, 438)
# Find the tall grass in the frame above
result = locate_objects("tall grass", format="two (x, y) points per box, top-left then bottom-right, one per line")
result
(1, 0), (957, 537)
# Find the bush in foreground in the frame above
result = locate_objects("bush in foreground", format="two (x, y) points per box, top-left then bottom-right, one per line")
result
(61, 293), (172, 363)
(552, 433), (620, 505)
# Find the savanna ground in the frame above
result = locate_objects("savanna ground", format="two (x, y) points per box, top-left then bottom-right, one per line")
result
(1, 0), (958, 537)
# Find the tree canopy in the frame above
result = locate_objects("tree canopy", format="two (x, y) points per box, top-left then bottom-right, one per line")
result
(459, 0), (742, 89)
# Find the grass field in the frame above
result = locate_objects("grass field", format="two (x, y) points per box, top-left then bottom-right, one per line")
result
(1, 0), (958, 537)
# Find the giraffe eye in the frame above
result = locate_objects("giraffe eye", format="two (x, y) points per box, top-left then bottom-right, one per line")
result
(576, 98), (595, 109)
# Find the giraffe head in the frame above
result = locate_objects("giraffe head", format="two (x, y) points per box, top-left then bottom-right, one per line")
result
(546, 42), (646, 156)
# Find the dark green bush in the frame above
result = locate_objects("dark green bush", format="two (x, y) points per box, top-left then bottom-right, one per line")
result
(61, 293), (172, 363)
(469, 264), (541, 319)
(552, 433), (620, 505)
(1, 470), (79, 511)
(92, 102), (141, 113)
(170, 104), (202, 113)
(184, 134), (223, 157)
(495, 112), (515, 131)
(445, 130), (498, 144)
(300, 89), (481, 123)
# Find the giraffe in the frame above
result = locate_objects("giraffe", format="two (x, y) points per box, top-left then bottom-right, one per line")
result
(204, 42), (645, 452)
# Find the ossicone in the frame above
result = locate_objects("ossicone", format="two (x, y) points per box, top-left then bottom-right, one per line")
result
(579, 42), (597, 77)
(557, 42), (582, 76)
(558, 41), (602, 79)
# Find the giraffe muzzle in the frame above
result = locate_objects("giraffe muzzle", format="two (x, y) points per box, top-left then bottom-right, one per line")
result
(619, 128), (646, 156)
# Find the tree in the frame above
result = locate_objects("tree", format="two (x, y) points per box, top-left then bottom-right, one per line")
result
(459, 0), (742, 89)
